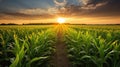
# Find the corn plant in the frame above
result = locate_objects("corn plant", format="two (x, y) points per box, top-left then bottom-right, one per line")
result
(65, 26), (120, 67)
(0, 25), (56, 67)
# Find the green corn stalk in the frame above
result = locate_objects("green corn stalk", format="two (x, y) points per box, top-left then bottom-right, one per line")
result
(65, 27), (120, 67)
(10, 34), (26, 67)
(26, 56), (48, 67)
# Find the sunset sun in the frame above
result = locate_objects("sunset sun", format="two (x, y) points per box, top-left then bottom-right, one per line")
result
(57, 18), (66, 24)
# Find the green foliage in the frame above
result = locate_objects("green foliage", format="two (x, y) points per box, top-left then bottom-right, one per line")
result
(65, 25), (120, 67)
(1, 25), (120, 67)
(0, 25), (56, 67)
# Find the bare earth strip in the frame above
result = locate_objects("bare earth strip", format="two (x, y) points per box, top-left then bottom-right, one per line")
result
(51, 25), (70, 67)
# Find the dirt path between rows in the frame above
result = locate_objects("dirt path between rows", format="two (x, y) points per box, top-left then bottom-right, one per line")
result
(51, 25), (70, 67)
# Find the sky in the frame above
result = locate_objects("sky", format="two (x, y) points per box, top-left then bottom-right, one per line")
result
(0, 0), (120, 24)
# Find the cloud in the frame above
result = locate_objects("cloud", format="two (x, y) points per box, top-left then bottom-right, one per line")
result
(56, 0), (117, 17)
(0, 12), (55, 20)
(53, 0), (67, 6)
(78, 0), (89, 5)
(0, 7), (56, 20)
(77, 0), (109, 9)
(81, 2), (107, 9)
(18, 8), (49, 15)
(0, 0), (120, 20)
(48, 7), (59, 14)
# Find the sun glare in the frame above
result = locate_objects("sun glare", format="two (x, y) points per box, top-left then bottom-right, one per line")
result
(57, 17), (66, 24)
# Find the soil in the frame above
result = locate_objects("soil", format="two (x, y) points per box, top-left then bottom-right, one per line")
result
(51, 25), (70, 67)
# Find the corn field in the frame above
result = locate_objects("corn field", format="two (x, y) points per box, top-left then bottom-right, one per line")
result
(0, 25), (120, 67)
(0, 25), (56, 67)
(65, 25), (120, 67)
